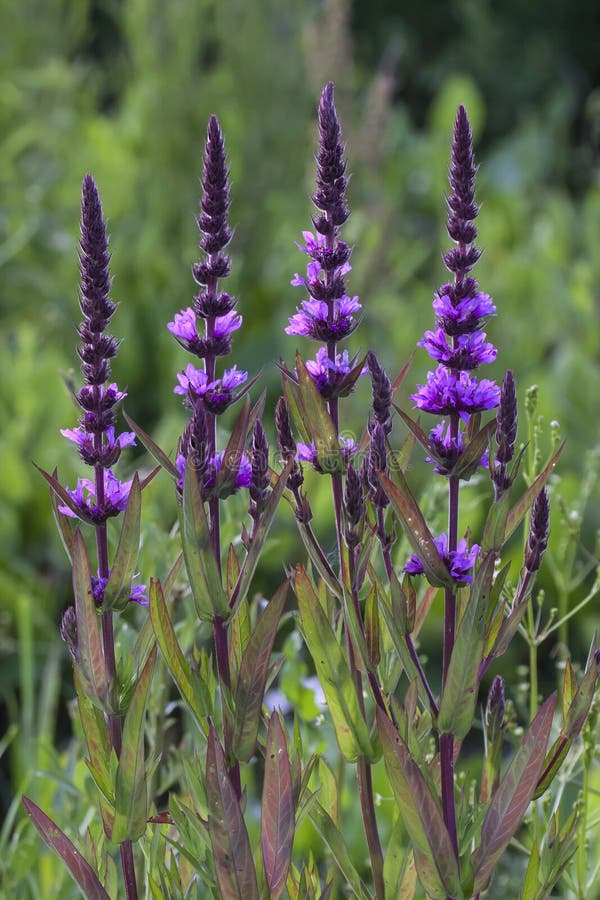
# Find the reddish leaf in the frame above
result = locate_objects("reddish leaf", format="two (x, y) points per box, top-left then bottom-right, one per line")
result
(376, 469), (452, 587)
(232, 583), (288, 761)
(34, 464), (95, 525)
(72, 531), (109, 709)
(377, 709), (462, 899)
(48, 467), (76, 562)
(22, 797), (110, 900)
(261, 713), (295, 899)
(206, 724), (259, 900)
(472, 693), (557, 892)
(102, 473), (141, 612)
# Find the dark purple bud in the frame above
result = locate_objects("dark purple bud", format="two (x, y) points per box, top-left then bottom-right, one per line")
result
(367, 422), (389, 509)
(485, 675), (505, 733)
(275, 397), (304, 491)
(198, 115), (232, 258)
(525, 488), (550, 574)
(312, 82), (349, 231)
(446, 105), (479, 251)
(495, 370), (517, 465)
(60, 606), (78, 659)
(366, 351), (392, 435)
(344, 464), (364, 547)
(249, 420), (270, 516)
(194, 289), (237, 319)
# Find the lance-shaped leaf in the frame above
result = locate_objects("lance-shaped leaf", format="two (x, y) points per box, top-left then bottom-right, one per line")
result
(377, 710), (462, 898)
(229, 460), (294, 613)
(438, 552), (496, 739)
(214, 397), (251, 497)
(232, 582), (288, 762)
(294, 566), (374, 762)
(365, 586), (381, 669)
(102, 473), (141, 612)
(308, 800), (371, 900)
(149, 579), (210, 732)
(35, 463), (96, 525)
(122, 411), (179, 478)
(49, 468), (77, 562)
(22, 797), (110, 900)
(72, 530), (109, 709)
(206, 724), (259, 900)
(505, 442), (565, 541)
(111, 645), (157, 844)
(533, 646), (600, 799)
(294, 353), (344, 474)
(451, 419), (496, 479)
(74, 671), (115, 836)
(472, 693), (557, 892)
(181, 457), (230, 621)
(376, 469), (452, 587)
(261, 713), (295, 899)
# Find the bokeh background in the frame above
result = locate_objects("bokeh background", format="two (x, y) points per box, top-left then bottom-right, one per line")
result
(2, 0), (600, 890)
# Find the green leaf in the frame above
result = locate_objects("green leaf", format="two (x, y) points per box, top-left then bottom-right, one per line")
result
(308, 800), (371, 900)
(451, 419), (497, 479)
(472, 693), (557, 892)
(149, 579), (210, 732)
(295, 353), (344, 474)
(22, 797), (110, 900)
(232, 582), (289, 762)
(294, 565), (374, 762)
(102, 473), (141, 612)
(376, 469), (452, 587)
(181, 456), (230, 621)
(49, 467), (76, 562)
(111, 645), (157, 844)
(261, 713), (295, 899)
(71, 531), (109, 709)
(377, 709), (463, 899)
(206, 724), (259, 900)
(34, 463), (96, 525)
(384, 816), (416, 900)
(521, 838), (540, 900)
(505, 442), (565, 541)
(438, 552), (496, 739)
(74, 672), (115, 837)
(122, 411), (179, 477)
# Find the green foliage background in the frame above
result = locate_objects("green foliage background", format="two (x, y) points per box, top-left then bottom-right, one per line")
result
(1, 0), (600, 894)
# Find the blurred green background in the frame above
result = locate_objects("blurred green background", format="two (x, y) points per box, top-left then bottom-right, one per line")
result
(2, 0), (600, 879)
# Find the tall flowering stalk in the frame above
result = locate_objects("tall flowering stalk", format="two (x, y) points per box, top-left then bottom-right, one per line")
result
(32, 175), (145, 900)
(283, 83), (386, 899)
(167, 115), (252, 796)
(407, 106), (500, 856)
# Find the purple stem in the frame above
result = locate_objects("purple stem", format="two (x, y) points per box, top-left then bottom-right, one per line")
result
(94, 454), (138, 900)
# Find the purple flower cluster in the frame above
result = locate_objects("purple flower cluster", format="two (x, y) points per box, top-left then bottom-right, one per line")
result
(411, 107), (500, 426)
(405, 533), (480, 584)
(61, 176), (136, 522)
(168, 116), (252, 500)
(286, 86), (365, 400)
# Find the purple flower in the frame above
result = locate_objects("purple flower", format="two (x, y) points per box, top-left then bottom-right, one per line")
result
(59, 470), (133, 522)
(426, 421), (489, 475)
(297, 436), (358, 472)
(174, 363), (248, 414)
(168, 307), (242, 357)
(432, 290), (497, 337)
(285, 295), (360, 341)
(61, 425), (136, 466)
(419, 327), (496, 370)
(412, 366), (500, 417)
(91, 572), (148, 607)
(304, 346), (366, 397)
(175, 450), (252, 495)
(405, 533), (480, 584)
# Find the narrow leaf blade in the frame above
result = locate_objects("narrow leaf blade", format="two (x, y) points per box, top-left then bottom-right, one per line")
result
(102, 473), (141, 612)
(72, 531), (109, 708)
(472, 693), (557, 892)
(232, 583), (289, 761)
(261, 713), (295, 899)
(22, 797), (110, 900)
(206, 725), (259, 900)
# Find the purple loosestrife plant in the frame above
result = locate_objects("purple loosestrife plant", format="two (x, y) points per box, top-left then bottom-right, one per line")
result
(29, 175), (154, 900)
